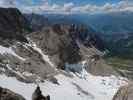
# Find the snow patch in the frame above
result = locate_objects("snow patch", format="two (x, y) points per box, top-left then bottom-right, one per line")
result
(0, 43), (128, 100)
(6, 64), (26, 79)
(41, 73), (127, 100)
(0, 74), (36, 100)
(0, 67), (5, 72)
(0, 45), (26, 61)
(22, 72), (33, 77)
(26, 38), (55, 68)
(0, 71), (128, 100)
(32, 43), (55, 67)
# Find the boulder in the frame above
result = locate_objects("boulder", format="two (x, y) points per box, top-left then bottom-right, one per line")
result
(0, 86), (25, 100)
(32, 86), (50, 100)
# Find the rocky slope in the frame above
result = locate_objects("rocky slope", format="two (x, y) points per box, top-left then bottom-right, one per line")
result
(113, 83), (133, 100)
(0, 8), (128, 100)
(0, 8), (31, 44)
(0, 86), (25, 100)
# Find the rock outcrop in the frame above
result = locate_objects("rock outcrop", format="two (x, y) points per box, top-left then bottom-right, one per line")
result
(28, 24), (105, 69)
(28, 25), (82, 70)
(113, 83), (133, 100)
(32, 86), (50, 100)
(0, 8), (31, 44)
(68, 24), (105, 50)
(0, 86), (25, 100)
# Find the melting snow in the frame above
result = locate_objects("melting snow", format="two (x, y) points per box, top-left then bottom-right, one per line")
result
(32, 43), (55, 67)
(0, 40), (128, 100)
(40, 72), (127, 100)
(0, 71), (128, 100)
(6, 64), (26, 80)
(0, 74), (36, 100)
(0, 45), (25, 61)
(26, 38), (55, 68)
(22, 72), (33, 77)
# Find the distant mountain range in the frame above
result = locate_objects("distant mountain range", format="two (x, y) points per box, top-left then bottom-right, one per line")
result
(43, 12), (133, 34)
(24, 13), (49, 31)
(25, 12), (133, 59)
(24, 12), (133, 35)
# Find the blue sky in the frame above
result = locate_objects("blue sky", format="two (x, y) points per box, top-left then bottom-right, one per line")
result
(48, 0), (121, 5)
(17, 0), (121, 6)
(0, 0), (133, 14)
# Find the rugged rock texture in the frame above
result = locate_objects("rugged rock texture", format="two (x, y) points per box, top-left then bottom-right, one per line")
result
(0, 43), (56, 83)
(28, 24), (105, 66)
(0, 86), (25, 100)
(113, 83), (133, 100)
(78, 42), (118, 76)
(67, 24), (105, 50)
(28, 25), (82, 69)
(0, 8), (31, 43)
(32, 86), (50, 100)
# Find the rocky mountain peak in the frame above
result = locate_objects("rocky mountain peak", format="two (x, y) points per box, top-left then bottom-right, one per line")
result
(0, 8), (31, 43)
(51, 23), (105, 50)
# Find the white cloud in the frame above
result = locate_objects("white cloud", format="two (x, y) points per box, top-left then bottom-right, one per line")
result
(73, 1), (133, 14)
(0, 0), (133, 14)
(63, 3), (74, 12)
(0, 0), (16, 8)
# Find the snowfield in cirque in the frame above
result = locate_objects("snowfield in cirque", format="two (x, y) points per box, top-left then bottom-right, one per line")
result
(0, 71), (128, 100)
(0, 43), (128, 100)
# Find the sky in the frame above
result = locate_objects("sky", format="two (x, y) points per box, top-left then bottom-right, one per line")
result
(0, 0), (133, 14)
(48, 0), (121, 5)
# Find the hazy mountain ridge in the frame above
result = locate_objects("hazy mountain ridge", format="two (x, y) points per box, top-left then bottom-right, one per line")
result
(24, 13), (49, 32)
(42, 12), (133, 34)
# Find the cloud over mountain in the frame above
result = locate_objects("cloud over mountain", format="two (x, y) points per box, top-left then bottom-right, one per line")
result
(0, 0), (133, 14)
(0, 0), (16, 7)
